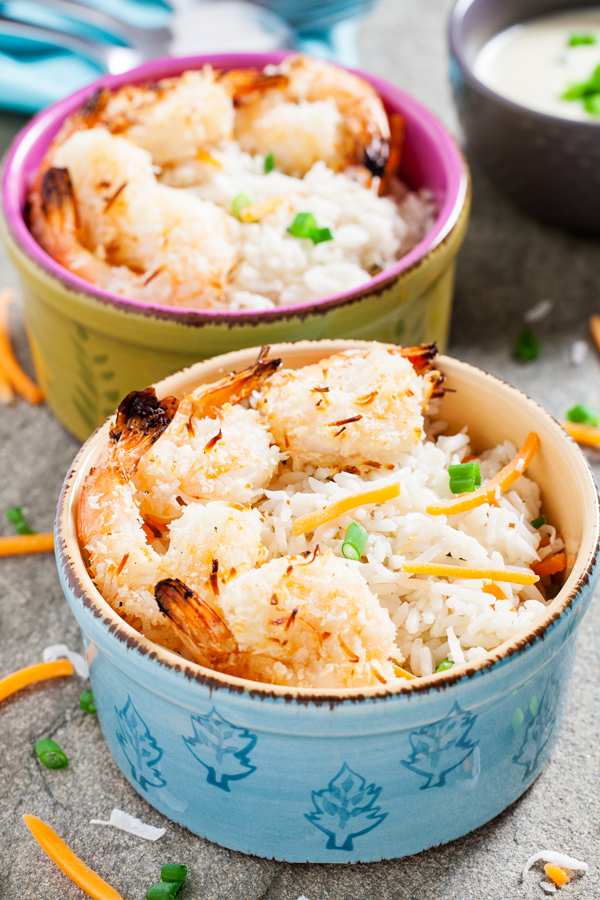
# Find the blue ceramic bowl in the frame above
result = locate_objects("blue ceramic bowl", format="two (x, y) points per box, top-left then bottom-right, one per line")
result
(56, 341), (600, 862)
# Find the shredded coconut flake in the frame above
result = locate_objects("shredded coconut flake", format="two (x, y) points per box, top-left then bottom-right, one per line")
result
(570, 340), (588, 366)
(524, 299), (553, 323)
(523, 851), (588, 878)
(540, 884), (557, 894)
(90, 809), (166, 841)
(43, 643), (89, 679)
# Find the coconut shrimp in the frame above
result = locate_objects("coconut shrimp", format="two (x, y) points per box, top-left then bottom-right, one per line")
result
(155, 551), (402, 688)
(30, 128), (237, 308)
(257, 344), (443, 469)
(48, 68), (234, 169)
(134, 352), (282, 521)
(221, 53), (391, 178)
(78, 388), (267, 642)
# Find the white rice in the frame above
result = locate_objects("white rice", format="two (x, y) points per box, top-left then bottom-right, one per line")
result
(250, 411), (560, 677)
(161, 145), (435, 310)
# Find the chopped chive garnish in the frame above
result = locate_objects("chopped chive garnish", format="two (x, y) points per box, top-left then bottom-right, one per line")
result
(146, 884), (182, 900)
(583, 92), (600, 114)
(79, 690), (96, 714)
(264, 151), (275, 173)
(566, 403), (600, 426)
(530, 515), (546, 529)
(231, 193), (253, 220)
(448, 461), (481, 494)
(287, 212), (317, 238)
(6, 506), (35, 535)
(35, 738), (68, 769)
(515, 329), (540, 361)
(161, 865), (187, 884)
(561, 63), (600, 114)
(287, 213), (334, 244)
(568, 33), (597, 46)
(310, 227), (333, 244)
(341, 521), (368, 561)
(436, 658), (455, 672)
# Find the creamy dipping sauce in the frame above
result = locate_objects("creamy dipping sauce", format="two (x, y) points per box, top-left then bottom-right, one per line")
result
(474, 9), (600, 120)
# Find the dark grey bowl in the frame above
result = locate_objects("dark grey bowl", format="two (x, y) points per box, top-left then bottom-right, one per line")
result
(449, 0), (600, 232)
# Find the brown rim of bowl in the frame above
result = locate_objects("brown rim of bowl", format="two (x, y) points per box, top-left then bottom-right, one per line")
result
(56, 342), (600, 703)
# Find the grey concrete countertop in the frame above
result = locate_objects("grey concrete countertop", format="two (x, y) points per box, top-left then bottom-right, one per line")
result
(1, 1), (599, 897)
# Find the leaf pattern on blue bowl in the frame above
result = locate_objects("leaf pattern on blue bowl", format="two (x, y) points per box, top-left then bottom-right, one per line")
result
(115, 696), (166, 791)
(305, 763), (387, 851)
(401, 701), (479, 789)
(183, 708), (257, 792)
(512, 675), (561, 781)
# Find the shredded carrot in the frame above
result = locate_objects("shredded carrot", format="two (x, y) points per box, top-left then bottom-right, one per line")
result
(402, 561), (539, 585)
(532, 552), (566, 578)
(0, 361), (13, 403)
(0, 659), (73, 703)
(461, 454), (477, 463)
(23, 815), (124, 900)
(0, 289), (43, 404)
(292, 482), (401, 536)
(239, 196), (286, 222)
(590, 314), (600, 357)
(544, 863), (571, 887)
(196, 148), (221, 167)
(393, 665), (416, 680)
(562, 420), (600, 447)
(0, 532), (54, 556)
(482, 583), (506, 600)
(426, 433), (540, 516)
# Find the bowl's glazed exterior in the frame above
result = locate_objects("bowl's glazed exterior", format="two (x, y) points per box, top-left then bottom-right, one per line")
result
(449, 0), (600, 232)
(1, 52), (469, 442)
(55, 341), (600, 862)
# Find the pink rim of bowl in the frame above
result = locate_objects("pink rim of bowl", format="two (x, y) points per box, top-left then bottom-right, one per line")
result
(2, 51), (468, 322)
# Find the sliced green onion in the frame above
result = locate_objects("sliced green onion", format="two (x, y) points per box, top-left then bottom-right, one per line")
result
(568, 33), (597, 46)
(566, 403), (600, 426)
(341, 521), (368, 561)
(436, 659), (455, 672)
(448, 461), (481, 494)
(530, 515), (546, 529)
(515, 329), (540, 361)
(287, 212), (317, 238)
(310, 227), (333, 244)
(79, 690), (97, 714)
(161, 865), (187, 884)
(583, 92), (600, 114)
(35, 739), (68, 769)
(287, 212), (334, 244)
(6, 506), (35, 535)
(231, 193), (253, 220)
(264, 151), (275, 173)
(146, 884), (182, 900)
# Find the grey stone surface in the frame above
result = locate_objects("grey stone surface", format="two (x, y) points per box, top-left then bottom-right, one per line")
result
(1, 1), (599, 897)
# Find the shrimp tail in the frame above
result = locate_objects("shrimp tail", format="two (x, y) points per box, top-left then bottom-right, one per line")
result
(155, 578), (282, 682)
(40, 167), (78, 233)
(189, 349), (281, 419)
(155, 577), (238, 666)
(364, 134), (389, 179)
(110, 388), (179, 471)
(397, 342), (445, 398)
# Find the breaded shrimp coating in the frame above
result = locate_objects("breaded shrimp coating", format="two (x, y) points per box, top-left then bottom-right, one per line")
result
(257, 346), (440, 468)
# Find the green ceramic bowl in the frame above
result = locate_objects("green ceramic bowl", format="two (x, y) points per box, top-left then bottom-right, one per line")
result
(1, 53), (470, 441)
